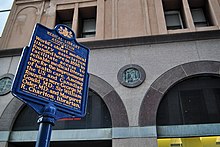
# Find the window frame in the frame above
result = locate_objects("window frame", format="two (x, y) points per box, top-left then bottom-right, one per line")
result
(78, 6), (97, 38)
(164, 10), (184, 30)
(157, 76), (220, 139)
(55, 9), (74, 29)
(81, 18), (96, 38)
(191, 8), (208, 27)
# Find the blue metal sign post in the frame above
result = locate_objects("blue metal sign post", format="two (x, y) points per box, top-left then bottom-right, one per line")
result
(11, 23), (90, 147)
(35, 104), (56, 147)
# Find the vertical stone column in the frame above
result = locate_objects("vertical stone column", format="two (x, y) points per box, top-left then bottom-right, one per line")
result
(154, 0), (167, 34)
(112, 0), (118, 38)
(45, 1), (56, 29)
(96, 0), (105, 39)
(182, 0), (195, 31)
(37, 0), (46, 23)
(208, 0), (220, 27)
(142, 0), (151, 35)
(72, 3), (79, 36)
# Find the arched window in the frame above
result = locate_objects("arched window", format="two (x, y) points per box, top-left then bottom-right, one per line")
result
(13, 90), (112, 131)
(157, 76), (220, 125)
(9, 90), (112, 147)
(157, 76), (220, 147)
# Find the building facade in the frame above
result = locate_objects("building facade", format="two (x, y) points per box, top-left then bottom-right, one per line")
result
(1, 0), (220, 147)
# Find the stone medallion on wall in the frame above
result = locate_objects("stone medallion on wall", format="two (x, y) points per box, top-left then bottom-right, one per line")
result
(117, 64), (146, 88)
(0, 74), (14, 96)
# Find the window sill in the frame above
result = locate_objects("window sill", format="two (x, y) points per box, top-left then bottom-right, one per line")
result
(167, 26), (219, 34)
(167, 28), (191, 34)
(195, 26), (219, 32)
(77, 37), (96, 42)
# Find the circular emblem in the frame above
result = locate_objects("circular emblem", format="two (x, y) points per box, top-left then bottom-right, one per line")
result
(0, 74), (14, 95)
(55, 24), (75, 40)
(117, 64), (146, 88)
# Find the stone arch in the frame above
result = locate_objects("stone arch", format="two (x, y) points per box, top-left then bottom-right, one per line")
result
(7, 6), (38, 48)
(0, 98), (24, 131)
(88, 74), (129, 127)
(0, 74), (129, 131)
(139, 60), (220, 126)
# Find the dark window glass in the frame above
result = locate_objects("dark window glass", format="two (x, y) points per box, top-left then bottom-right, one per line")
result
(157, 76), (220, 125)
(81, 19), (96, 38)
(78, 6), (96, 38)
(179, 89), (207, 124)
(188, 0), (214, 27)
(165, 11), (184, 30)
(191, 8), (208, 27)
(12, 90), (112, 131)
(162, 0), (186, 30)
(9, 140), (112, 147)
(56, 9), (74, 28)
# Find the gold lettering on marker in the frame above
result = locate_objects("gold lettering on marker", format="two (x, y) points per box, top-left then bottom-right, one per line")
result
(21, 34), (87, 109)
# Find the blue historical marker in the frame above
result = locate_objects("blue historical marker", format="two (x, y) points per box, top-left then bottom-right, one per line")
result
(11, 23), (90, 147)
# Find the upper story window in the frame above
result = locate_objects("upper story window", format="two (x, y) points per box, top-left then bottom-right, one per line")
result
(161, 0), (217, 32)
(162, 0), (186, 30)
(157, 76), (220, 126)
(165, 11), (184, 30)
(56, 9), (74, 29)
(55, 5), (96, 39)
(0, 0), (13, 36)
(191, 8), (208, 27)
(78, 6), (97, 38)
(81, 18), (96, 38)
(12, 90), (112, 131)
(188, 0), (214, 27)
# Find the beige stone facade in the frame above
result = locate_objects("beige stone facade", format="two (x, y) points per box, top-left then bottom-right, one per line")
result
(1, 0), (220, 49)
(1, 0), (220, 147)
